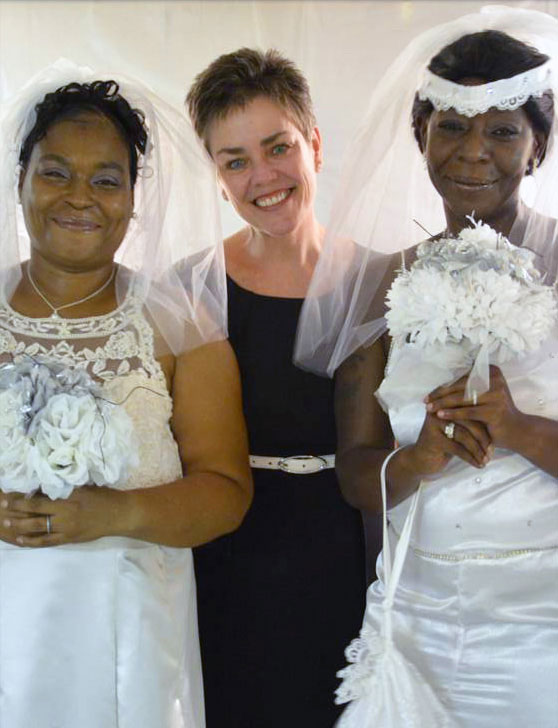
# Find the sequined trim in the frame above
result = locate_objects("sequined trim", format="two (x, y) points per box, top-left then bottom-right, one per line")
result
(391, 523), (558, 562)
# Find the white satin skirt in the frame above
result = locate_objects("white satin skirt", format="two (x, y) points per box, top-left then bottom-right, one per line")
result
(0, 538), (204, 728)
(355, 531), (558, 728)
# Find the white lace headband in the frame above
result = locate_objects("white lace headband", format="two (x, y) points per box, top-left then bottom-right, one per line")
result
(418, 60), (553, 117)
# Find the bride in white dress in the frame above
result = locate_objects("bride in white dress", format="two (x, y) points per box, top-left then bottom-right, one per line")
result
(0, 63), (252, 728)
(295, 7), (558, 727)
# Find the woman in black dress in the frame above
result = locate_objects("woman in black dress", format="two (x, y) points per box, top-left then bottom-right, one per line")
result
(187, 49), (372, 726)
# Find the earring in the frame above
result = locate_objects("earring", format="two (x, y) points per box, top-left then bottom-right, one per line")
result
(530, 157), (539, 175)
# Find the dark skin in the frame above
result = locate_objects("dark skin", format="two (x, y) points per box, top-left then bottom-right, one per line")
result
(417, 82), (546, 237)
(1, 111), (253, 547)
(335, 96), (555, 514)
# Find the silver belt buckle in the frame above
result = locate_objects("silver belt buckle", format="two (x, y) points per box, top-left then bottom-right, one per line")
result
(277, 455), (327, 475)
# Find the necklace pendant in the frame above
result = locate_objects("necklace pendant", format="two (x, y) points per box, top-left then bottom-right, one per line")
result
(50, 311), (61, 319)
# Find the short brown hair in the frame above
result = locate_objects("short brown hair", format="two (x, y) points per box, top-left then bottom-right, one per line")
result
(186, 47), (316, 147)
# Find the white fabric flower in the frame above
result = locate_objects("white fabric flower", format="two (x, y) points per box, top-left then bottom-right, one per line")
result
(28, 393), (98, 499)
(457, 221), (502, 249)
(383, 222), (557, 401)
(0, 423), (36, 493)
(0, 388), (36, 492)
(0, 387), (24, 430)
(386, 239), (557, 360)
(0, 358), (140, 499)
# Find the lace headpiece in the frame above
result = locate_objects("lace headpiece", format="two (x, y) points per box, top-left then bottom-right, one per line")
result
(418, 61), (553, 116)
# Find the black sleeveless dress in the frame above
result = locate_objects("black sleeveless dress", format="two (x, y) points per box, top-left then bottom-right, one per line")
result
(194, 278), (367, 727)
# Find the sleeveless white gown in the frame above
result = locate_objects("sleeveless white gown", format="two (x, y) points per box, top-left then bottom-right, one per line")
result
(337, 325), (558, 728)
(0, 288), (204, 728)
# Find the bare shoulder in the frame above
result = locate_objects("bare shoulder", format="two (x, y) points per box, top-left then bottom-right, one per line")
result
(335, 339), (387, 401)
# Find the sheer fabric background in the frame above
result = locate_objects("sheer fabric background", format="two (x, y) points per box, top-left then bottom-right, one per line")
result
(1, 0), (557, 240)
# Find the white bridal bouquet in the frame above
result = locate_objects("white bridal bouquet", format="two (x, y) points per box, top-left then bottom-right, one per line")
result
(0, 358), (138, 499)
(377, 220), (557, 406)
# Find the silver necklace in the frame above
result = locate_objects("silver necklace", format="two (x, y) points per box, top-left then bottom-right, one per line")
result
(27, 265), (116, 319)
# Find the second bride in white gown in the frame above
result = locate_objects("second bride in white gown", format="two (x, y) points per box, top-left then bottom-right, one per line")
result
(296, 6), (558, 727)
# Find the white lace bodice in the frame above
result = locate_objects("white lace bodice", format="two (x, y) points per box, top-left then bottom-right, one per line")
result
(0, 289), (182, 489)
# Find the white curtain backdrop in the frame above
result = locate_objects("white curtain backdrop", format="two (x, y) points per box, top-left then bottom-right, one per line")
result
(1, 0), (557, 235)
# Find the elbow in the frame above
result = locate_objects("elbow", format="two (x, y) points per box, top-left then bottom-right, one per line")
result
(336, 455), (383, 514)
(218, 472), (254, 535)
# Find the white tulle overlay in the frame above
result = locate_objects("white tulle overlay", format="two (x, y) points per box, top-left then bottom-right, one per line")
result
(0, 289), (204, 728)
(335, 326), (558, 728)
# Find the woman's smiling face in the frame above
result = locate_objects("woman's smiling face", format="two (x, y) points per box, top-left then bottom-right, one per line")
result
(421, 101), (540, 225)
(207, 95), (322, 238)
(19, 110), (134, 270)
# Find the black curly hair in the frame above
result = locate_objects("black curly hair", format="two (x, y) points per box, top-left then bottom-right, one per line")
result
(411, 31), (554, 164)
(19, 80), (149, 184)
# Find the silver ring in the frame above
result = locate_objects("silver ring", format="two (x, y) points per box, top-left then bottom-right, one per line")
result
(46, 515), (51, 535)
(444, 422), (455, 439)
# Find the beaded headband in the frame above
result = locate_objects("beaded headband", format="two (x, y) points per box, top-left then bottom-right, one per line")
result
(417, 60), (553, 117)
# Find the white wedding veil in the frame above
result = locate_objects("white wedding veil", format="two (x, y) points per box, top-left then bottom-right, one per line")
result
(0, 58), (226, 354)
(295, 5), (558, 377)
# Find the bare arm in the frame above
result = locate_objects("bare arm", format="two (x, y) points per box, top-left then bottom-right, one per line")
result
(124, 339), (253, 545)
(334, 339), (397, 513)
(1, 340), (253, 548)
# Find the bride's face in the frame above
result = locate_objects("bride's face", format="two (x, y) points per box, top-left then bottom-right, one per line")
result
(19, 111), (134, 270)
(421, 104), (540, 224)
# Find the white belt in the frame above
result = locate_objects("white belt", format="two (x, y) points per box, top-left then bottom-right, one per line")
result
(249, 454), (335, 475)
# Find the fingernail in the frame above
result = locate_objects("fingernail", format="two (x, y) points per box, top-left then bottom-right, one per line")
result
(2, 519), (10, 528)
(16, 536), (23, 545)
(426, 403), (434, 411)
(1, 499), (8, 509)
(437, 410), (446, 418)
